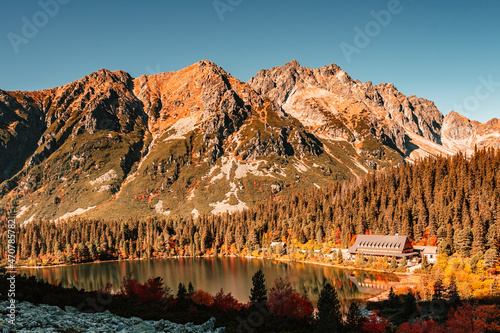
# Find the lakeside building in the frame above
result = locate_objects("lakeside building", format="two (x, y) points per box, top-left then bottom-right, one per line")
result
(348, 235), (420, 264)
(414, 246), (438, 264)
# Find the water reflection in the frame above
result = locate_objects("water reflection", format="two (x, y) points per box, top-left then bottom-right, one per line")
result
(18, 258), (398, 304)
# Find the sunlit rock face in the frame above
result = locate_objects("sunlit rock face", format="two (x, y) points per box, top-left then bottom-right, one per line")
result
(1, 60), (498, 220)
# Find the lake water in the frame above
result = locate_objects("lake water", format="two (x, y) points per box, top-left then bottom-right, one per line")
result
(18, 257), (398, 304)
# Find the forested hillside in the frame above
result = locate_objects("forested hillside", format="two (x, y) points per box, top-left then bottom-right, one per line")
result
(1, 148), (500, 264)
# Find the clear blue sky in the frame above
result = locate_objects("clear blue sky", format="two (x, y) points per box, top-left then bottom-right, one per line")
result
(1, 0), (498, 122)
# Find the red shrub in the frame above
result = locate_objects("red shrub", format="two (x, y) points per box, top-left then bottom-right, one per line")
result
(446, 303), (500, 333)
(191, 289), (214, 307)
(211, 288), (243, 311)
(397, 319), (444, 333)
(97, 282), (113, 294)
(120, 274), (171, 305)
(267, 277), (313, 319)
(362, 311), (390, 333)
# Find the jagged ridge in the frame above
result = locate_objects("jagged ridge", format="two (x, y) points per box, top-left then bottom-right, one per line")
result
(0, 60), (498, 222)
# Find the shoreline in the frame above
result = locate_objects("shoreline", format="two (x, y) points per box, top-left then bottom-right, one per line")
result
(11, 254), (417, 302)
(14, 254), (409, 278)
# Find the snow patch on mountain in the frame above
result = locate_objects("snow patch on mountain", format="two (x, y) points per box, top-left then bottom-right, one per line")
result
(89, 169), (117, 186)
(57, 206), (96, 221)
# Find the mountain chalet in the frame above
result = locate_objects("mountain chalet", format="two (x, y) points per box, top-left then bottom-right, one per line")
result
(348, 235), (434, 265)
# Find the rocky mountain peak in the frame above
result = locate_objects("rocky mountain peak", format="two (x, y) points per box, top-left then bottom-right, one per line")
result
(1, 60), (499, 221)
(284, 59), (301, 69)
(441, 111), (499, 152)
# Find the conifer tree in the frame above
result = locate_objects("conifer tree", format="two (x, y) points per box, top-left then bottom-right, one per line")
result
(250, 269), (267, 303)
(188, 282), (195, 296)
(448, 274), (460, 305)
(390, 256), (398, 271)
(455, 227), (473, 257)
(491, 278), (499, 296)
(403, 291), (418, 320)
(484, 248), (498, 269)
(388, 287), (398, 308)
(316, 283), (342, 332)
(421, 255), (429, 270)
(345, 302), (364, 333)
(337, 250), (344, 264)
(400, 256), (407, 268)
(433, 277), (444, 300)
(177, 283), (187, 299)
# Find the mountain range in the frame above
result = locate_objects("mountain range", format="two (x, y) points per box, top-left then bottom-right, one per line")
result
(1, 60), (499, 222)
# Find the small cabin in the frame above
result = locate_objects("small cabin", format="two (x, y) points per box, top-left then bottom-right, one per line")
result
(414, 246), (438, 264)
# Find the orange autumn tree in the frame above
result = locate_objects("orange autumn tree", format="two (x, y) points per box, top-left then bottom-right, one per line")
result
(190, 289), (214, 307)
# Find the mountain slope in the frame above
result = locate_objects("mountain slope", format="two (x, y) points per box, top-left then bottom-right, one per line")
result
(1, 60), (499, 222)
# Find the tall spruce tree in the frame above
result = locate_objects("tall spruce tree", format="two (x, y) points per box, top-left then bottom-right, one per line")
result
(316, 283), (342, 332)
(188, 282), (195, 296)
(433, 277), (444, 300)
(388, 287), (398, 308)
(448, 274), (460, 305)
(336, 249), (343, 264)
(403, 291), (418, 320)
(345, 302), (364, 333)
(250, 269), (267, 303)
(177, 283), (187, 299)
(390, 256), (398, 270)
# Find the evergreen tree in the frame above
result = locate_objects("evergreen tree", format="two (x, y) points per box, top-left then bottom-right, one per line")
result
(448, 274), (460, 305)
(188, 282), (195, 296)
(388, 287), (398, 308)
(390, 256), (398, 270)
(470, 251), (483, 272)
(400, 256), (407, 269)
(345, 302), (364, 333)
(491, 278), (500, 296)
(421, 255), (429, 271)
(484, 248), (498, 269)
(438, 240), (452, 256)
(177, 283), (187, 299)
(316, 283), (342, 332)
(250, 269), (267, 303)
(455, 227), (473, 257)
(433, 277), (444, 300)
(403, 291), (418, 320)
(336, 249), (343, 264)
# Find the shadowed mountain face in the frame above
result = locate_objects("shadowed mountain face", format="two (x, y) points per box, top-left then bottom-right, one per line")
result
(1, 60), (498, 221)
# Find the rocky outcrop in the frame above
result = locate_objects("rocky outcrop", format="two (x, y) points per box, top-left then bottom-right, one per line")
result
(248, 60), (446, 156)
(0, 300), (225, 332)
(441, 111), (500, 153)
(0, 90), (47, 183)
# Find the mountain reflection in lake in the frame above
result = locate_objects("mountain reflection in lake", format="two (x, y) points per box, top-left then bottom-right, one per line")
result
(18, 257), (398, 304)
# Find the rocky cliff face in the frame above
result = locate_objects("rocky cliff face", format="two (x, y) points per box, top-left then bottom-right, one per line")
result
(441, 111), (500, 152)
(248, 60), (445, 157)
(1, 60), (498, 221)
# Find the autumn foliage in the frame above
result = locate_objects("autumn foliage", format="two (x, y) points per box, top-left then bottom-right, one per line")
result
(120, 274), (171, 305)
(211, 288), (243, 311)
(446, 303), (500, 333)
(397, 319), (444, 333)
(362, 311), (390, 333)
(190, 289), (214, 307)
(267, 277), (313, 319)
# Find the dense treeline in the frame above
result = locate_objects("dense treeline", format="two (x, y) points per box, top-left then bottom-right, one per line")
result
(1, 148), (500, 264)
